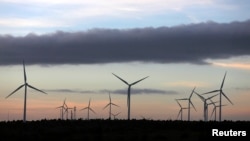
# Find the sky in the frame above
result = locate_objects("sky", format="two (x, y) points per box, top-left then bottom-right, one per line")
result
(0, 0), (250, 121)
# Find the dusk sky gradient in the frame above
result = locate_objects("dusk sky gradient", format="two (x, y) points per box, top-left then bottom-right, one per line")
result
(0, 0), (250, 121)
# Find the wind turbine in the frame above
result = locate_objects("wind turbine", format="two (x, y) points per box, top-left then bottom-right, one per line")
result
(209, 99), (226, 121)
(112, 73), (149, 120)
(195, 92), (218, 121)
(203, 72), (233, 122)
(5, 60), (47, 123)
(103, 93), (119, 120)
(176, 87), (197, 121)
(111, 112), (121, 120)
(80, 98), (96, 120)
(175, 99), (188, 120)
(56, 98), (67, 120)
(64, 101), (73, 120)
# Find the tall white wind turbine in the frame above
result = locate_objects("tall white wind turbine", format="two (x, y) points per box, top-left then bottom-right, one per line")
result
(5, 60), (47, 123)
(176, 87), (197, 121)
(112, 73), (149, 120)
(195, 93), (218, 121)
(80, 98), (96, 120)
(203, 72), (233, 122)
(103, 93), (119, 120)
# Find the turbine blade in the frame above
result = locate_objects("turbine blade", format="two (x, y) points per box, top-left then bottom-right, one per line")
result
(23, 60), (27, 83)
(131, 76), (149, 86)
(109, 93), (111, 102)
(111, 103), (119, 107)
(89, 108), (96, 114)
(207, 94), (218, 100)
(210, 107), (216, 119)
(103, 104), (110, 110)
(63, 98), (67, 108)
(175, 99), (182, 108)
(80, 107), (88, 111)
(112, 73), (129, 85)
(190, 100), (197, 111)
(209, 99), (216, 106)
(195, 93), (205, 101)
(27, 84), (47, 94)
(220, 72), (227, 90)
(222, 91), (233, 105)
(56, 106), (63, 109)
(203, 90), (220, 95)
(177, 110), (181, 119)
(189, 87), (196, 99)
(89, 99), (91, 107)
(176, 98), (188, 101)
(5, 84), (25, 99)
(63, 98), (67, 103)
(64, 103), (68, 108)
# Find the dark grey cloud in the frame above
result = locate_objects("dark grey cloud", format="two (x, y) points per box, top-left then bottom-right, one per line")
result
(0, 20), (250, 65)
(44, 88), (178, 95)
(111, 88), (178, 95)
(44, 89), (96, 94)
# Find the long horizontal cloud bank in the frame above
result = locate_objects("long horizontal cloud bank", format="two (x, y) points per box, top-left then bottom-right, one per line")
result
(44, 88), (178, 95)
(0, 20), (250, 65)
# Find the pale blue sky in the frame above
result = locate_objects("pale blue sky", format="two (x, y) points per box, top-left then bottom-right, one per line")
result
(0, 0), (250, 121)
(0, 0), (250, 35)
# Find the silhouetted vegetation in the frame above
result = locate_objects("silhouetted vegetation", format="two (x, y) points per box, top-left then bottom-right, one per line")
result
(0, 119), (249, 141)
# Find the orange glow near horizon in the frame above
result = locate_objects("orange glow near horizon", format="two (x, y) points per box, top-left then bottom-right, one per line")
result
(212, 62), (250, 70)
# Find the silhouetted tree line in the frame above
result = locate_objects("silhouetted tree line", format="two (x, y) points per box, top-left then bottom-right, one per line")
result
(0, 119), (249, 141)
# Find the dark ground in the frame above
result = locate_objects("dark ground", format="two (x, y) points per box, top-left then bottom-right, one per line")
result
(0, 119), (249, 141)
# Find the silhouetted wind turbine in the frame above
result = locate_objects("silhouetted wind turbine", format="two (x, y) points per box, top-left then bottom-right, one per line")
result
(175, 99), (188, 120)
(176, 87), (197, 121)
(103, 93), (119, 120)
(64, 101), (73, 120)
(56, 98), (67, 119)
(195, 92), (218, 121)
(111, 112), (121, 120)
(80, 99), (96, 120)
(73, 106), (77, 120)
(209, 99), (227, 121)
(203, 72), (233, 122)
(5, 60), (47, 123)
(112, 73), (149, 120)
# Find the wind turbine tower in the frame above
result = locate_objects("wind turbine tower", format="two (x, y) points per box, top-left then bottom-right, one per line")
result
(112, 73), (149, 120)
(203, 72), (233, 122)
(5, 60), (47, 123)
